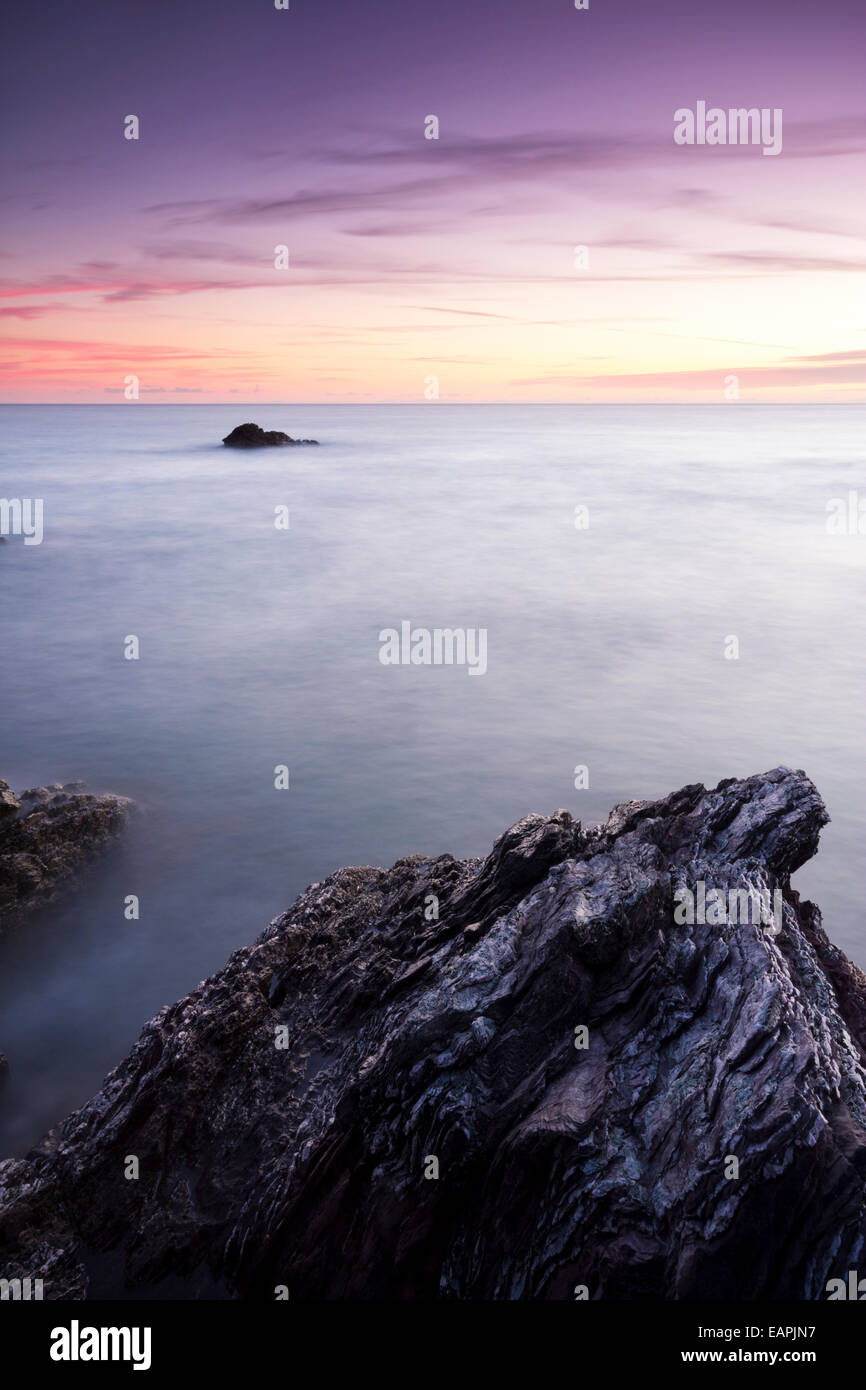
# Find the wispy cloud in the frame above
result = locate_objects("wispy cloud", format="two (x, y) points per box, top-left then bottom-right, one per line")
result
(400, 304), (518, 320)
(513, 358), (866, 388)
(142, 239), (267, 266)
(702, 250), (866, 274)
(0, 303), (71, 320)
(786, 349), (866, 363)
(0, 337), (236, 377)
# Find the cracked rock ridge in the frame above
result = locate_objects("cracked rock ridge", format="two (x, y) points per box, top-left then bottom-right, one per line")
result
(1, 766), (865, 1301)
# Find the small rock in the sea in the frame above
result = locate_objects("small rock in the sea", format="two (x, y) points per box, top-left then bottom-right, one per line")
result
(221, 422), (318, 448)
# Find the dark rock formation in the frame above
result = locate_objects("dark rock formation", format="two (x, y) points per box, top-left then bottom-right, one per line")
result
(1, 767), (865, 1301)
(221, 422), (318, 448)
(0, 780), (132, 937)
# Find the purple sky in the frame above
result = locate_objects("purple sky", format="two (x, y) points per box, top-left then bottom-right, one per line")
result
(2, 0), (865, 401)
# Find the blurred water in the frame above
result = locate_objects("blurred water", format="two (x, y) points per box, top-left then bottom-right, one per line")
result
(0, 403), (864, 1155)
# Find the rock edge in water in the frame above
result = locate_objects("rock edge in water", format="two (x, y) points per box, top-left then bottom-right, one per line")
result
(0, 778), (132, 1090)
(2, 766), (866, 1301)
(221, 422), (318, 448)
(0, 779), (132, 938)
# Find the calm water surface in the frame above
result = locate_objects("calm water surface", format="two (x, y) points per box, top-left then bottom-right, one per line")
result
(1, 404), (863, 1154)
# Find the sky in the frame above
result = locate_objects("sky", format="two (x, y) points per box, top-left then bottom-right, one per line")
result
(1, 0), (864, 403)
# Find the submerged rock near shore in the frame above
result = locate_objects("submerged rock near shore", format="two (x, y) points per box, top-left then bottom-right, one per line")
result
(0, 779), (131, 937)
(2, 767), (865, 1300)
(221, 422), (318, 448)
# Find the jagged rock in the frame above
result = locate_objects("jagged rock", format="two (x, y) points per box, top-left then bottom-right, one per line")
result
(0, 784), (19, 823)
(221, 422), (318, 448)
(1, 767), (865, 1301)
(0, 779), (132, 937)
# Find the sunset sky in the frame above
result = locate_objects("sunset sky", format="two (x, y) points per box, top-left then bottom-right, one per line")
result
(1, 0), (864, 403)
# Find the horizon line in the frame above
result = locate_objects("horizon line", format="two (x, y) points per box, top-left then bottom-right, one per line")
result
(0, 401), (862, 409)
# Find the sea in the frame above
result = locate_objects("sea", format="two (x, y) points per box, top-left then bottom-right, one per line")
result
(1, 403), (864, 1155)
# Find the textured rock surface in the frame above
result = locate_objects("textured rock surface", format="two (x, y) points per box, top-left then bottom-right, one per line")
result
(1, 767), (865, 1301)
(221, 422), (318, 447)
(0, 780), (132, 938)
